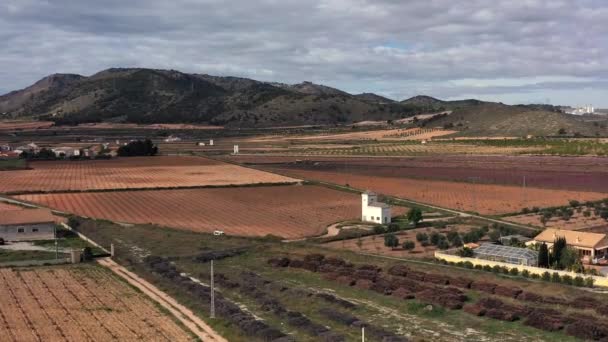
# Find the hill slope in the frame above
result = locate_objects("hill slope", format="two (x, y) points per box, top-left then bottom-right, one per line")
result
(1, 67), (607, 135)
(431, 102), (608, 137)
(0, 68), (433, 127)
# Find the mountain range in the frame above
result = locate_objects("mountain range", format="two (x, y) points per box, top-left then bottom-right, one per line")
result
(1, 67), (606, 136)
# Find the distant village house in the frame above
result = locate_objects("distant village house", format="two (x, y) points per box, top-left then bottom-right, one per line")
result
(529, 228), (608, 261)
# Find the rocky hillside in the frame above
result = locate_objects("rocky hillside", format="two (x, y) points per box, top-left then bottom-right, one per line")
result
(1, 67), (606, 135)
(0, 68), (433, 127)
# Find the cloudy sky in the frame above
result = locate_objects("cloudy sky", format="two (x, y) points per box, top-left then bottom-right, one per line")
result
(1, 0), (607, 106)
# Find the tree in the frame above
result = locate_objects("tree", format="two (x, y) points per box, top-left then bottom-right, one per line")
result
(373, 225), (386, 234)
(407, 208), (423, 227)
(457, 247), (474, 257)
(430, 232), (441, 245)
(538, 243), (549, 267)
(552, 237), (567, 268)
(117, 139), (159, 157)
(540, 216), (548, 227)
(416, 232), (428, 243)
(437, 239), (449, 250)
(384, 233), (399, 248)
(569, 200), (580, 207)
(402, 240), (415, 251)
(560, 247), (580, 271)
(387, 223), (401, 233)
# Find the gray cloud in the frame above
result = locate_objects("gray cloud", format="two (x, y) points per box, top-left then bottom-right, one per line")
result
(1, 0), (607, 105)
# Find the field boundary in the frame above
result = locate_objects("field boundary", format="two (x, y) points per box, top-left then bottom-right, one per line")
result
(2, 181), (302, 196)
(97, 257), (228, 342)
(0, 258), (71, 268)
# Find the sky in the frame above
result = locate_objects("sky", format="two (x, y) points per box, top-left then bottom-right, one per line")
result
(1, 0), (607, 106)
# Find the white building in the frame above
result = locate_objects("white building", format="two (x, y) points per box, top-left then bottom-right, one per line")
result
(233, 145), (239, 154)
(568, 105), (595, 115)
(361, 191), (391, 224)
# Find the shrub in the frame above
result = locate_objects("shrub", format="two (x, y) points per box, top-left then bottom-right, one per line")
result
(531, 273), (540, 279)
(82, 247), (93, 261)
(437, 239), (450, 250)
(561, 275), (573, 285)
(541, 272), (551, 281)
(416, 232), (428, 243)
(573, 276), (585, 287)
(585, 277), (595, 288)
(457, 247), (474, 257)
(463, 261), (474, 269)
(521, 269), (530, 278)
(387, 223), (401, 233)
(569, 200), (580, 207)
(492, 265), (501, 273)
(551, 272), (561, 283)
(501, 266), (510, 275)
(509, 268), (519, 276)
(474, 264), (483, 270)
(483, 265), (492, 272)
(67, 216), (80, 229)
(373, 225), (386, 234)
(384, 233), (399, 248)
(402, 240), (415, 251)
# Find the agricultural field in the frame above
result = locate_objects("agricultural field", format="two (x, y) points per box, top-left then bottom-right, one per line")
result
(325, 224), (483, 259)
(0, 121), (55, 131)
(0, 158), (27, 171)
(255, 166), (606, 215)
(72, 218), (605, 342)
(505, 204), (608, 231)
(253, 141), (542, 156)
(0, 156), (297, 194)
(16, 185), (368, 239)
(225, 154), (608, 193)
(0, 265), (193, 341)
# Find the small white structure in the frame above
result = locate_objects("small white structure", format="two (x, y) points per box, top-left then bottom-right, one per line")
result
(233, 145), (239, 154)
(198, 142), (206, 146)
(209, 139), (214, 146)
(361, 191), (391, 224)
(164, 135), (182, 142)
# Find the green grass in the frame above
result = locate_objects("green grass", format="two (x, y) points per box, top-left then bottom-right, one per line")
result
(0, 158), (27, 171)
(74, 217), (591, 342)
(0, 249), (66, 262)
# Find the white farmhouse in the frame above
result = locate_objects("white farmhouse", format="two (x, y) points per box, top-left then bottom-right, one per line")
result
(361, 191), (391, 224)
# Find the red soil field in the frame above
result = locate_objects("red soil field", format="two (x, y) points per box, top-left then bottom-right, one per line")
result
(224, 155), (608, 193)
(0, 121), (54, 130)
(16, 185), (363, 239)
(0, 266), (192, 341)
(258, 167), (607, 215)
(0, 156), (297, 194)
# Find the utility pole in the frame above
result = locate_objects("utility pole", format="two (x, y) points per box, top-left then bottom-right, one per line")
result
(361, 326), (365, 342)
(522, 175), (527, 206)
(210, 260), (215, 318)
(54, 225), (58, 259)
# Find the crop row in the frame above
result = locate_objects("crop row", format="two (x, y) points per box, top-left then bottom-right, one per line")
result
(269, 254), (608, 341)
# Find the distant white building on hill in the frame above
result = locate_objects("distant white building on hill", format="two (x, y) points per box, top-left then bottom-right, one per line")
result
(361, 191), (391, 224)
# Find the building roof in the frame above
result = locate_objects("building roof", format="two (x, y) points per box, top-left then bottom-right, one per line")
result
(0, 209), (56, 226)
(533, 228), (608, 249)
(500, 234), (532, 241)
(363, 190), (377, 196)
(474, 243), (538, 261)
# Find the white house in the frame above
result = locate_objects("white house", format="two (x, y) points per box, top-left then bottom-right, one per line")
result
(361, 191), (391, 224)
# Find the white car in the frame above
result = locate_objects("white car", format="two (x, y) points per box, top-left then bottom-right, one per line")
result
(213, 230), (225, 236)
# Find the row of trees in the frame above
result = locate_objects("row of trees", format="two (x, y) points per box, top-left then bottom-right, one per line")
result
(117, 139), (158, 157)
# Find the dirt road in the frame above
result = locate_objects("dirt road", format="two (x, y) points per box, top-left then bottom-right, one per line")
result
(97, 258), (227, 342)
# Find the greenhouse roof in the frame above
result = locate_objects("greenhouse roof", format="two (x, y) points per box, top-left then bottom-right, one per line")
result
(474, 243), (538, 261)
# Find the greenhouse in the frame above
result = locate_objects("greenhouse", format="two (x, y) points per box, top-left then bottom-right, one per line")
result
(473, 243), (538, 266)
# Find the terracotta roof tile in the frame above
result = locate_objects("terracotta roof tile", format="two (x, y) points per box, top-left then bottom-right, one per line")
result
(0, 209), (56, 226)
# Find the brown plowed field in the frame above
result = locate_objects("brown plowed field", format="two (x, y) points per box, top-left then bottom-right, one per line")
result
(16, 185), (365, 239)
(0, 266), (193, 341)
(258, 167), (607, 215)
(224, 155), (608, 193)
(0, 156), (297, 194)
(0, 121), (54, 130)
